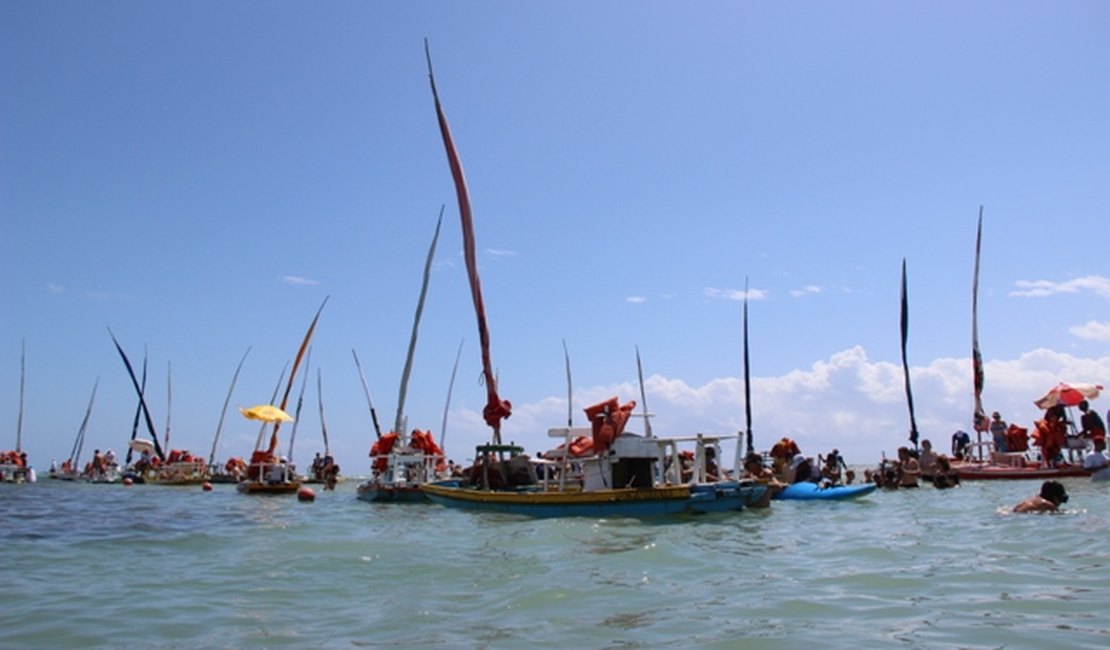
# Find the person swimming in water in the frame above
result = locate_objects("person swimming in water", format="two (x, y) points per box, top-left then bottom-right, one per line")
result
(1012, 479), (1069, 513)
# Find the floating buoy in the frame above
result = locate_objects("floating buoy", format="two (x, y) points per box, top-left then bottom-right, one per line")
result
(297, 487), (316, 502)
(122, 477), (134, 486)
(202, 482), (213, 491)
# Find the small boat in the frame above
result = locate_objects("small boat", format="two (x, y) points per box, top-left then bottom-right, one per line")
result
(774, 481), (877, 501)
(423, 428), (766, 518)
(236, 299), (326, 496)
(1, 342), (34, 483)
(953, 461), (1091, 481)
(354, 215), (447, 503)
(236, 456), (300, 495)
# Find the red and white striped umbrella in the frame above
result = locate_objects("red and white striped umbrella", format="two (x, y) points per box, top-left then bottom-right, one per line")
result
(1033, 382), (1103, 409)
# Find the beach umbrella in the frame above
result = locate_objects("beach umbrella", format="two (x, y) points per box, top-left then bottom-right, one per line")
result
(239, 405), (294, 424)
(1033, 382), (1103, 409)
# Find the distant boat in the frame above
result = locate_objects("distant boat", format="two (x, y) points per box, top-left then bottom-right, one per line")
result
(419, 44), (763, 517)
(237, 298), (328, 496)
(0, 341), (34, 484)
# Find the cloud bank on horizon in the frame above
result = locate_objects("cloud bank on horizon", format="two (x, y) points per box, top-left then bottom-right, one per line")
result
(442, 345), (1110, 467)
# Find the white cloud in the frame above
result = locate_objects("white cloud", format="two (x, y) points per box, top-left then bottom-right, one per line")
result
(485, 248), (517, 258)
(625, 296), (646, 304)
(1011, 275), (1110, 299)
(790, 285), (822, 298)
(1070, 321), (1110, 341)
(704, 287), (768, 301)
(443, 346), (1110, 470)
(46, 282), (64, 293)
(281, 275), (319, 286)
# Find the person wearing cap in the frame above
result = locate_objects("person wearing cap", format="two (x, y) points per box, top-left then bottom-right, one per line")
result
(1013, 480), (1069, 513)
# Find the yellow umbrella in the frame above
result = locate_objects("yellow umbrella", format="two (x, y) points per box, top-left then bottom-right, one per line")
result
(239, 404), (295, 423)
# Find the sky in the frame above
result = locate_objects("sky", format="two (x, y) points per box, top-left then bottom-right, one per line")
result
(2, 1), (1109, 475)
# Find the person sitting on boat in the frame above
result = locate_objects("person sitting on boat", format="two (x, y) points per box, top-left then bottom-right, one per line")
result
(91, 449), (106, 477)
(951, 430), (971, 460)
(1079, 400), (1106, 451)
(931, 455), (960, 489)
(790, 454), (816, 484)
(819, 453), (843, 486)
(311, 452), (324, 480)
(104, 448), (117, 469)
(1013, 480), (1069, 513)
(897, 446), (921, 488)
(989, 412), (1009, 453)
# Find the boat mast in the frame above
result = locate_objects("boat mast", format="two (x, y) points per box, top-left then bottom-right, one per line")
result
(438, 338), (464, 453)
(394, 209), (444, 441)
(317, 368), (330, 456)
(15, 340), (25, 453)
(208, 346), (251, 468)
(68, 378), (99, 472)
(635, 345), (652, 438)
(164, 361), (172, 452)
(352, 348), (383, 440)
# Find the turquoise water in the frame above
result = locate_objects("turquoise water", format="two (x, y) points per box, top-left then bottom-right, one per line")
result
(2, 477), (1107, 649)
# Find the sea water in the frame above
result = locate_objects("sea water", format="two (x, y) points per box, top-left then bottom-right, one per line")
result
(1, 477), (1107, 649)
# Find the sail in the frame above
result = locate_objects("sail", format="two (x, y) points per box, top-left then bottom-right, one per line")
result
(743, 279), (753, 456)
(267, 297), (328, 456)
(109, 329), (166, 461)
(971, 207), (985, 428)
(394, 211), (443, 438)
(901, 260), (920, 449)
(426, 41), (511, 442)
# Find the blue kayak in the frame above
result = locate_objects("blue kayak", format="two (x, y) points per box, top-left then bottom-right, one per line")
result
(774, 482), (877, 501)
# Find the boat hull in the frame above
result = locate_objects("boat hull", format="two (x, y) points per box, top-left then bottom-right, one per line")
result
(356, 481), (429, 503)
(774, 482), (877, 501)
(954, 463), (1091, 480)
(236, 481), (301, 495)
(422, 481), (763, 518)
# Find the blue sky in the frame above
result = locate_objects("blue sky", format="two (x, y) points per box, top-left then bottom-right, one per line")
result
(3, 1), (1108, 473)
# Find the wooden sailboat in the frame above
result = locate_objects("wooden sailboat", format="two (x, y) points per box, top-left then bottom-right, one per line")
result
(954, 209), (1092, 480)
(356, 213), (447, 503)
(1, 341), (34, 483)
(417, 43), (763, 517)
(237, 298), (327, 495)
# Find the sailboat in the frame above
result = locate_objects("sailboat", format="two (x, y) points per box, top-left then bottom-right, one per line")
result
(52, 379), (120, 483)
(236, 298), (327, 495)
(1, 342), (34, 483)
(953, 210), (1093, 480)
(416, 43), (762, 517)
(356, 213), (448, 503)
(304, 368), (341, 487)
